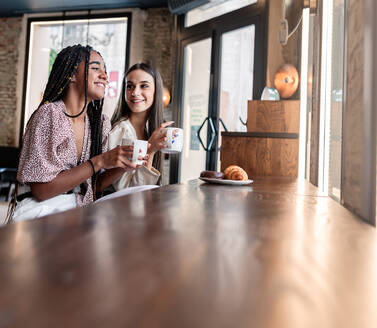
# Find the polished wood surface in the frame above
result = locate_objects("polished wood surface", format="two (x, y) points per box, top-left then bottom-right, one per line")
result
(221, 134), (299, 177)
(0, 178), (376, 328)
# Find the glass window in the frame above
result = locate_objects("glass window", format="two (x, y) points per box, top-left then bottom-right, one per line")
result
(185, 0), (257, 27)
(24, 17), (128, 129)
(217, 25), (255, 169)
(219, 25), (255, 132)
(318, 0), (345, 199)
(328, 0), (345, 200)
(180, 38), (212, 182)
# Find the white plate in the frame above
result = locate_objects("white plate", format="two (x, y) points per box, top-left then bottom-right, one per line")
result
(199, 177), (253, 186)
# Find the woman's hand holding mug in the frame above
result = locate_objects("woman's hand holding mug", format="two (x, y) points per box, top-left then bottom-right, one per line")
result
(148, 121), (174, 154)
(94, 145), (140, 171)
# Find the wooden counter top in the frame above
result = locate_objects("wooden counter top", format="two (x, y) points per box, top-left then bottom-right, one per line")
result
(0, 178), (376, 327)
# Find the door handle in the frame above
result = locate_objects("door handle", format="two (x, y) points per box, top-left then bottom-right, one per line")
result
(197, 117), (216, 151)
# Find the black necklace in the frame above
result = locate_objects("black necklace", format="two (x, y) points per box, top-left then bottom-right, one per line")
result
(64, 105), (86, 118)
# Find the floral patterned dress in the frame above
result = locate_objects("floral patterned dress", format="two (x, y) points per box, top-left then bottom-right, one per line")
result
(17, 100), (111, 206)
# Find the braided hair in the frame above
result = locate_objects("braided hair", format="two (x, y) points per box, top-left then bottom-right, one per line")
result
(32, 44), (105, 196)
(111, 63), (164, 172)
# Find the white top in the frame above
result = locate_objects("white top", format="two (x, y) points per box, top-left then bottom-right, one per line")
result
(108, 119), (160, 190)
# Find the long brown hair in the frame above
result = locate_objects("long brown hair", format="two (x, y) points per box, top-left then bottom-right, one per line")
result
(111, 63), (164, 171)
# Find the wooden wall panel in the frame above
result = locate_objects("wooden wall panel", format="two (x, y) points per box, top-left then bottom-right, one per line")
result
(247, 100), (300, 133)
(221, 136), (299, 177)
(342, 0), (365, 218)
(222, 100), (300, 177)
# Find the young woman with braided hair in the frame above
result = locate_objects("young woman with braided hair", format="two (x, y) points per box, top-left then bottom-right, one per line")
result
(108, 63), (173, 190)
(11, 44), (141, 221)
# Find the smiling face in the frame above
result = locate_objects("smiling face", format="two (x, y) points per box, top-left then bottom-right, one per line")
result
(73, 51), (107, 102)
(125, 69), (155, 114)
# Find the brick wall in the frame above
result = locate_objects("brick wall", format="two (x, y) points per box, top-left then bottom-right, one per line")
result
(142, 8), (176, 184)
(143, 8), (176, 93)
(0, 17), (22, 147)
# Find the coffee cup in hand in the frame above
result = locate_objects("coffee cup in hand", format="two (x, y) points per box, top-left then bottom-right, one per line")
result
(132, 140), (148, 165)
(121, 137), (133, 147)
(121, 138), (134, 161)
(122, 138), (147, 165)
(161, 127), (183, 154)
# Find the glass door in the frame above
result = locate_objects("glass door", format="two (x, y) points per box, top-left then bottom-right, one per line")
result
(172, 2), (266, 183)
(217, 25), (255, 169)
(180, 38), (212, 182)
(179, 25), (256, 182)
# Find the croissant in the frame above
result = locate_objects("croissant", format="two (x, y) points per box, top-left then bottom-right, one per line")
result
(223, 165), (248, 181)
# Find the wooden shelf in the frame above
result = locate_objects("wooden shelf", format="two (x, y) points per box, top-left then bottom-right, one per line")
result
(220, 100), (300, 177)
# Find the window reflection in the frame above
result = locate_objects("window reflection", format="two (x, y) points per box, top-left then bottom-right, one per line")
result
(185, 0), (257, 27)
(24, 17), (128, 129)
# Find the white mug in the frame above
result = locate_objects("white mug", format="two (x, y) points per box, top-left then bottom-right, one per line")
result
(161, 127), (183, 154)
(121, 137), (133, 147)
(132, 140), (148, 165)
(122, 139), (148, 165)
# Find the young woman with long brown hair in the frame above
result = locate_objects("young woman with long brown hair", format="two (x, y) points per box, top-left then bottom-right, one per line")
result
(109, 63), (173, 190)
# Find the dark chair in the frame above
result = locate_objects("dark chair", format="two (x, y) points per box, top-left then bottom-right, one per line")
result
(0, 147), (20, 201)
